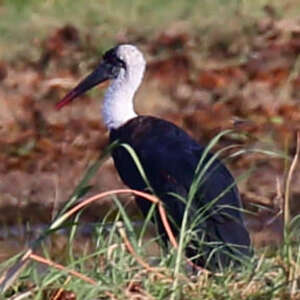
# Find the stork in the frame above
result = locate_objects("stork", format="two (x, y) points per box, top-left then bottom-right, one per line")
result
(56, 44), (251, 270)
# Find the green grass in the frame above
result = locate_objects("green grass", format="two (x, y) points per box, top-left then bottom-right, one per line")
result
(0, 134), (299, 299)
(0, 208), (299, 299)
(1, 0), (300, 60)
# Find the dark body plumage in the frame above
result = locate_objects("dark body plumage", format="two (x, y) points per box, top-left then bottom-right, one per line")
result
(111, 115), (251, 270)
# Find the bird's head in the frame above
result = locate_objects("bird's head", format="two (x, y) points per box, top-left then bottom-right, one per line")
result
(56, 44), (145, 109)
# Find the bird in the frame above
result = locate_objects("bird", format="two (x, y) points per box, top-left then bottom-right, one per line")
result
(56, 44), (252, 271)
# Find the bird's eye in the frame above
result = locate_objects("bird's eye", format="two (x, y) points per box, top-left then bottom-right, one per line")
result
(116, 58), (126, 69)
(103, 49), (126, 69)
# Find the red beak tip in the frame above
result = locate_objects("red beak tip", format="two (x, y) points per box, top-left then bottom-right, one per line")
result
(55, 95), (73, 110)
(55, 102), (64, 110)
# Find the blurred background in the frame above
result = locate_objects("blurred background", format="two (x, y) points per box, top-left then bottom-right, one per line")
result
(0, 0), (300, 260)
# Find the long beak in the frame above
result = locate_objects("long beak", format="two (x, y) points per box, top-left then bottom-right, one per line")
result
(56, 61), (115, 110)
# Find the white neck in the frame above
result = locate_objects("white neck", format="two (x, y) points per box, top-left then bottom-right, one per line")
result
(102, 64), (145, 130)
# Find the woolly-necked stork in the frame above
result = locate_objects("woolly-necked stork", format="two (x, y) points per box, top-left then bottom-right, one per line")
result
(56, 44), (251, 270)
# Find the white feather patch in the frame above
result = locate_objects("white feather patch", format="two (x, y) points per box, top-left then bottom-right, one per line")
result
(102, 45), (146, 129)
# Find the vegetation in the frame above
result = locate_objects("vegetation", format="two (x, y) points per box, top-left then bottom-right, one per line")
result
(1, 135), (300, 299)
(1, 0), (299, 60)
(1, 134), (299, 299)
(0, 0), (300, 299)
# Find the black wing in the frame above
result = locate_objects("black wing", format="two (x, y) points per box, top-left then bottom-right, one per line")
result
(110, 116), (251, 269)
